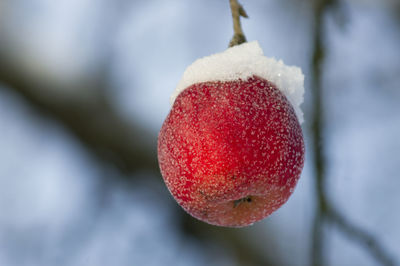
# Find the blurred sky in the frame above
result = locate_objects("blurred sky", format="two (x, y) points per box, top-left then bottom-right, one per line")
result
(0, 0), (399, 265)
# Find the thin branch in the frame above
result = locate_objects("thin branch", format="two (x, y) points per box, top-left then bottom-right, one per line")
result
(310, 1), (397, 266)
(311, 209), (326, 266)
(229, 0), (248, 47)
(310, 2), (332, 265)
(327, 206), (396, 266)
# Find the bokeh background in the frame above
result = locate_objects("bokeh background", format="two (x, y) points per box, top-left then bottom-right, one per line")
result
(0, 0), (399, 265)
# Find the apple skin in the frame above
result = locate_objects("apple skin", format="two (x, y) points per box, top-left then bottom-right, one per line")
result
(158, 76), (305, 227)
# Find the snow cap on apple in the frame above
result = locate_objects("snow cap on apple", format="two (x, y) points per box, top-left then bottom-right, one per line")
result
(158, 41), (305, 227)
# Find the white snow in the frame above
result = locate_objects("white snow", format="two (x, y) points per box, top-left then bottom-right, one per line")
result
(171, 41), (305, 123)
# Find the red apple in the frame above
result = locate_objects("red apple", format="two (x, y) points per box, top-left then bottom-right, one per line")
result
(158, 75), (305, 227)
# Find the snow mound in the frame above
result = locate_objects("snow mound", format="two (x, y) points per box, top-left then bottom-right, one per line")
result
(171, 41), (305, 124)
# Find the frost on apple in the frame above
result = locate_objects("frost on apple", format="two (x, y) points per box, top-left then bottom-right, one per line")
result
(158, 41), (305, 227)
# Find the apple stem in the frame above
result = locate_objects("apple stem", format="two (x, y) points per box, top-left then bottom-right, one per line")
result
(229, 0), (248, 47)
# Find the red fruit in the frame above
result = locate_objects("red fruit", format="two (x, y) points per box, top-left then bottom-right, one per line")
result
(158, 75), (305, 227)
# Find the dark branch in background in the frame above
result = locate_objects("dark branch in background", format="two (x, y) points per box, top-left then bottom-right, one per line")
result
(0, 53), (157, 174)
(229, 0), (248, 47)
(327, 206), (396, 266)
(310, 1), (396, 265)
(0, 49), (276, 266)
(310, 1), (331, 264)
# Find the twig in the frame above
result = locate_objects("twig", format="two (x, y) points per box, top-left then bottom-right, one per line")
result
(229, 0), (248, 47)
(310, 1), (328, 265)
(310, 1), (397, 265)
(327, 206), (396, 266)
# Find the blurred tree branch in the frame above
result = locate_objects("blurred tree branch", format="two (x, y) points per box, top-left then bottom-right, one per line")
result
(310, 1), (396, 265)
(327, 206), (396, 266)
(0, 51), (158, 174)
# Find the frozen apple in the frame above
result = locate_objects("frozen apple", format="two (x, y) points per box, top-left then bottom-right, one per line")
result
(158, 41), (305, 227)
